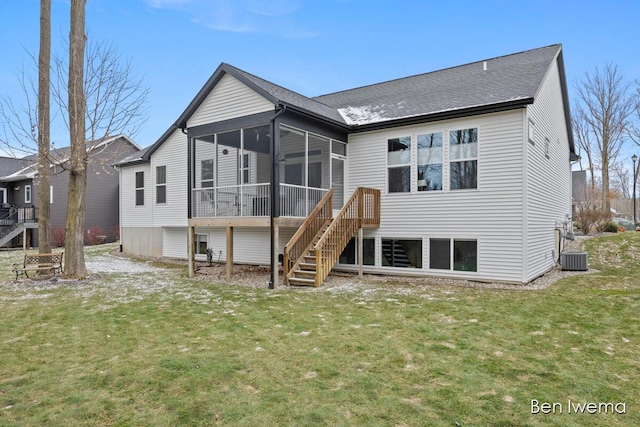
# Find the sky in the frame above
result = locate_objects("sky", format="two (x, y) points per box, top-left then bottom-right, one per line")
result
(1, 0), (639, 160)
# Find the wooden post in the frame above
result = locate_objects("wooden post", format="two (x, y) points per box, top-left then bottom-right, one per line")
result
(187, 225), (195, 278)
(23, 227), (27, 250)
(358, 227), (363, 278)
(226, 226), (233, 281)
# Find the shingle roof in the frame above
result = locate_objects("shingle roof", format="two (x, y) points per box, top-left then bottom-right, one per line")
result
(223, 64), (347, 125)
(314, 44), (561, 126)
(136, 44), (574, 164)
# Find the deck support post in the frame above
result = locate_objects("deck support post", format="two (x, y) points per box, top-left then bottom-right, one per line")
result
(187, 225), (195, 278)
(226, 226), (233, 281)
(357, 227), (363, 278)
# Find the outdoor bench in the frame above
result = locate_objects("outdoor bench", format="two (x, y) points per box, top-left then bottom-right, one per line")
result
(12, 252), (64, 279)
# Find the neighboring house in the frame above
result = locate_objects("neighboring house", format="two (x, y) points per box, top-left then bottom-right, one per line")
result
(118, 44), (576, 285)
(0, 134), (141, 248)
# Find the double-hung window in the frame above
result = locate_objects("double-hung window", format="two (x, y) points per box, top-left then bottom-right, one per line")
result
(135, 171), (144, 206)
(417, 132), (443, 191)
(387, 136), (411, 193)
(449, 128), (478, 190)
(156, 166), (167, 204)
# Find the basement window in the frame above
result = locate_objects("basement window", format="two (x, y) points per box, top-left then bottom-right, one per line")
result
(381, 239), (422, 268)
(338, 237), (375, 265)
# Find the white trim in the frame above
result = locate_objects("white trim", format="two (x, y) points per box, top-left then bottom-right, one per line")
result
(0, 188), (6, 205)
(24, 185), (32, 204)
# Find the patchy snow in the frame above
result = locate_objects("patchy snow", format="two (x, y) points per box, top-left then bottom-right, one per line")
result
(337, 105), (387, 125)
(86, 254), (164, 274)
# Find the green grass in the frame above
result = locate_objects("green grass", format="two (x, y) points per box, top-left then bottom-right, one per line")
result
(1, 235), (639, 426)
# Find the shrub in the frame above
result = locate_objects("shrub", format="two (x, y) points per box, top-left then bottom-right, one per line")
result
(112, 224), (120, 241)
(596, 221), (619, 233)
(51, 225), (66, 247)
(85, 225), (107, 245)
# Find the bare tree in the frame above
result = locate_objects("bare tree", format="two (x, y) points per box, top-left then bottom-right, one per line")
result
(574, 64), (635, 212)
(65, 0), (87, 279)
(610, 161), (630, 199)
(572, 111), (597, 190)
(38, 0), (52, 255)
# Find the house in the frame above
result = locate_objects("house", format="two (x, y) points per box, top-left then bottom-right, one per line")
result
(118, 44), (576, 286)
(0, 134), (141, 248)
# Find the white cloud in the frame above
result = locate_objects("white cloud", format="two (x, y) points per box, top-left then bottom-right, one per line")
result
(144, 0), (316, 37)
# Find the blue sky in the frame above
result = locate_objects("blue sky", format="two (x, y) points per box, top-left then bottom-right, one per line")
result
(1, 0), (639, 151)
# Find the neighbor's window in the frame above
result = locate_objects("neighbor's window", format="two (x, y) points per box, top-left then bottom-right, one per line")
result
(195, 234), (208, 255)
(50, 185), (53, 204)
(339, 237), (375, 265)
(156, 166), (167, 204)
(381, 239), (422, 268)
(417, 132), (443, 191)
(135, 171), (144, 206)
(450, 128), (478, 190)
(201, 159), (214, 188)
(430, 238), (478, 272)
(388, 136), (411, 193)
(25, 185), (32, 204)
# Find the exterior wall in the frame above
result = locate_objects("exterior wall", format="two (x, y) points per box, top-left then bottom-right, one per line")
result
(345, 110), (526, 283)
(151, 129), (188, 227)
(120, 164), (152, 227)
(524, 59), (572, 282)
(159, 226), (296, 264)
(121, 226), (163, 257)
(188, 74), (274, 127)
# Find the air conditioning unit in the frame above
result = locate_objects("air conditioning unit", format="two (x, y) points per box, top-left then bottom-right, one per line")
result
(560, 251), (588, 271)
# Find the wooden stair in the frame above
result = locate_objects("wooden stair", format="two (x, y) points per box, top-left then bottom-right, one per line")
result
(287, 221), (330, 286)
(284, 187), (380, 287)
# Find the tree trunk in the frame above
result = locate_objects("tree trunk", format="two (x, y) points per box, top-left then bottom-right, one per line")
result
(38, 0), (52, 255)
(64, 0), (87, 279)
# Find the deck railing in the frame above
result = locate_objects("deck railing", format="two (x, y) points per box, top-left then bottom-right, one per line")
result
(192, 184), (328, 218)
(283, 188), (334, 285)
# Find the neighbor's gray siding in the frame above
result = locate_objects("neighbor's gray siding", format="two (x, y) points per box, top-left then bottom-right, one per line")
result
(345, 110), (526, 283)
(188, 74), (274, 128)
(524, 58), (572, 282)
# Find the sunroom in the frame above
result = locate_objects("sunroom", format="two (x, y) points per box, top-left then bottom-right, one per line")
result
(188, 120), (347, 225)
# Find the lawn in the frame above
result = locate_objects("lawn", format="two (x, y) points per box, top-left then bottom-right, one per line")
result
(0, 234), (638, 426)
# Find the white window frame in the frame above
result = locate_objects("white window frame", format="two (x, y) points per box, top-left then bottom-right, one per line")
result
(25, 185), (31, 204)
(449, 128), (478, 191)
(387, 136), (412, 193)
(156, 165), (167, 204)
(135, 171), (144, 206)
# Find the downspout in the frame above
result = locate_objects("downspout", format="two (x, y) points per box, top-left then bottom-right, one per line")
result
(269, 104), (286, 289)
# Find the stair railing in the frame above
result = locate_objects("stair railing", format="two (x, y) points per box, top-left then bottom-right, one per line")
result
(283, 188), (333, 285)
(313, 187), (380, 286)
